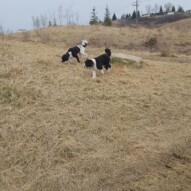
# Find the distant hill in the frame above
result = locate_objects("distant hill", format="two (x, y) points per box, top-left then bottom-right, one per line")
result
(116, 13), (191, 28)
(159, 18), (191, 32)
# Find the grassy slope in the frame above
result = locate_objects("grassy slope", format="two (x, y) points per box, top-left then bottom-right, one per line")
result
(0, 25), (191, 191)
(160, 17), (191, 31)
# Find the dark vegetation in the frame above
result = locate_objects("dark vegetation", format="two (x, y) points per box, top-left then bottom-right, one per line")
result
(116, 13), (191, 27)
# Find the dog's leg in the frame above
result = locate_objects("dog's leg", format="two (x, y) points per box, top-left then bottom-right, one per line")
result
(101, 69), (104, 75)
(92, 69), (96, 79)
(80, 46), (88, 58)
(74, 55), (80, 63)
(107, 68), (111, 72)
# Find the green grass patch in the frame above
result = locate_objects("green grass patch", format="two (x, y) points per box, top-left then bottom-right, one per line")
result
(111, 57), (136, 66)
(0, 86), (20, 104)
(0, 84), (42, 106)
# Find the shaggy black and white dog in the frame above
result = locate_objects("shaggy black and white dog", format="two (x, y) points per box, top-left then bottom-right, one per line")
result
(84, 48), (111, 78)
(61, 40), (88, 63)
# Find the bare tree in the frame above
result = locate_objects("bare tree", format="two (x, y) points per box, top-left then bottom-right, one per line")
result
(164, 3), (174, 12)
(48, 9), (56, 26)
(32, 16), (41, 29)
(40, 14), (48, 28)
(31, 4), (80, 28)
(0, 24), (3, 34)
(153, 3), (159, 13)
(145, 4), (152, 14)
(75, 11), (80, 24)
(57, 4), (64, 25)
(64, 8), (74, 24)
(0, 24), (5, 41)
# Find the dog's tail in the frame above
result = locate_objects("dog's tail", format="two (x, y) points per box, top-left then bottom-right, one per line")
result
(84, 59), (94, 67)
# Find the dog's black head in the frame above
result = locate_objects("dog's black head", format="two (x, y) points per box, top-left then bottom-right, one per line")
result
(84, 59), (94, 68)
(105, 48), (111, 57)
(61, 52), (70, 62)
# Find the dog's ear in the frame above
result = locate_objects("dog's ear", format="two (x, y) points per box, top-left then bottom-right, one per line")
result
(82, 40), (88, 47)
(105, 48), (111, 56)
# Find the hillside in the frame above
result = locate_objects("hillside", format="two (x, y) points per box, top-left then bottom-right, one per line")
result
(9, 22), (191, 56)
(0, 25), (191, 191)
(139, 13), (191, 27)
(160, 17), (191, 31)
(117, 12), (191, 28)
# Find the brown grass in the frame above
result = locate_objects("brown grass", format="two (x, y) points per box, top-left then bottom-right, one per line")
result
(9, 24), (191, 54)
(0, 24), (191, 191)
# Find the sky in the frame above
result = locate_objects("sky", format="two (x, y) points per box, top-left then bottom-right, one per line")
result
(0, 0), (191, 32)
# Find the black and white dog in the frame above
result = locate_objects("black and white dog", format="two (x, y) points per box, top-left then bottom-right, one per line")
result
(61, 40), (88, 63)
(84, 48), (111, 78)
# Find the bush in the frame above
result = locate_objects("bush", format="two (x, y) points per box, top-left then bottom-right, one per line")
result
(144, 36), (172, 56)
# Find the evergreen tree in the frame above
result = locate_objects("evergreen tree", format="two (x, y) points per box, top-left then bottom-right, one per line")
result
(112, 13), (117, 21)
(126, 14), (129, 19)
(53, 18), (57, 26)
(103, 5), (112, 26)
(138, 10), (141, 18)
(132, 10), (136, 19)
(98, 20), (102, 24)
(159, 6), (163, 14)
(89, 7), (98, 25)
(177, 5), (184, 13)
(121, 14), (126, 20)
(48, 21), (52, 27)
(172, 6), (176, 12)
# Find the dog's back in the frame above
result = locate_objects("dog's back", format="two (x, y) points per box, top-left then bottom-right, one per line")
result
(95, 54), (110, 70)
(68, 46), (80, 56)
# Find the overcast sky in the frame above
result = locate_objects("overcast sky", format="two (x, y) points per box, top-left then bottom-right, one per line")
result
(0, 0), (191, 32)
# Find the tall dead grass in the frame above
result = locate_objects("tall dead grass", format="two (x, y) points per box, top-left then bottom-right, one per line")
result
(0, 25), (191, 191)
(10, 24), (191, 56)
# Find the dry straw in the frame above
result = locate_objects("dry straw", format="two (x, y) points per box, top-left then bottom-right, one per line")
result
(0, 22), (191, 191)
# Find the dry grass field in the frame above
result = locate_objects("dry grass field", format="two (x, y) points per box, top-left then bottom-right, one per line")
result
(0, 22), (191, 191)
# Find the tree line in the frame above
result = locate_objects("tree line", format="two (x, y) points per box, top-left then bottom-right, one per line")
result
(89, 3), (185, 26)
(32, 3), (186, 29)
(89, 5), (112, 26)
(144, 3), (184, 16)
